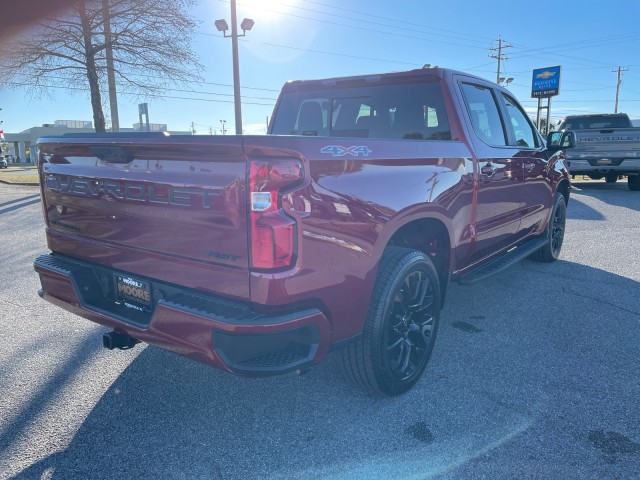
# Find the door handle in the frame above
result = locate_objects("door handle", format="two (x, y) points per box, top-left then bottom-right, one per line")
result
(524, 162), (536, 172)
(480, 163), (496, 177)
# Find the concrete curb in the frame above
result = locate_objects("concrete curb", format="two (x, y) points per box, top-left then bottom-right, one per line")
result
(0, 180), (40, 187)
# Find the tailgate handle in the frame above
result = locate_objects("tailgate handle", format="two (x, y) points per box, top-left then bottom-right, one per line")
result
(91, 146), (133, 164)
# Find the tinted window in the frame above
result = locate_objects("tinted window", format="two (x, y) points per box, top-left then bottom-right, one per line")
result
(560, 114), (632, 130)
(460, 83), (506, 146)
(502, 93), (538, 148)
(271, 81), (451, 140)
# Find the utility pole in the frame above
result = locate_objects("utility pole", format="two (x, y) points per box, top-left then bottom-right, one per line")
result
(613, 66), (629, 113)
(490, 35), (512, 84)
(191, 122), (196, 135)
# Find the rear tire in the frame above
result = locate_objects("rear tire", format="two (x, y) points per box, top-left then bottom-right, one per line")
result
(341, 247), (440, 396)
(629, 175), (640, 191)
(531, 192), (567, 262)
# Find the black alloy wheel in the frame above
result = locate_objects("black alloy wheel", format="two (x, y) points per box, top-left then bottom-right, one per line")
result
(531, 192), (566, 262)
(385, 268), (436, 381)
(550, 195), (566, 258)
(341, 247), (440, 396)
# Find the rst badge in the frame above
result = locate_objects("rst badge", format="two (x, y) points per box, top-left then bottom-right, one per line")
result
(321, 145), (372, 157)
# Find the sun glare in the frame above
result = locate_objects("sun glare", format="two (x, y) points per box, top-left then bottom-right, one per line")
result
(236, 0), (295, 21)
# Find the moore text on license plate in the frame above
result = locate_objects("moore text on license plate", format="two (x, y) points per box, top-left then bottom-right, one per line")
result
(114, 274), (152, 312)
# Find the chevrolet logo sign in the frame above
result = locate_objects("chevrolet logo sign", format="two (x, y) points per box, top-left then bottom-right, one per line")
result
(536, 71), (557, 79)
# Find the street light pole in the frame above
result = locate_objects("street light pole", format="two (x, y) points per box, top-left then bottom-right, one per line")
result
(216, 2), (254, 135)
(230, 0), (242, 134)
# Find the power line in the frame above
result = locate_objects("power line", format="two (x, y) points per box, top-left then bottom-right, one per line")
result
(298, 0), (494, 42)
(227, 0), (494, 44)
(216, 1), (488, 51)
(510, 33), (640, 63)
(248, 39), (422, 67)
(199, 30), (424, 67)
(7, 73), (278, 101)
(3, 81), (276, 106)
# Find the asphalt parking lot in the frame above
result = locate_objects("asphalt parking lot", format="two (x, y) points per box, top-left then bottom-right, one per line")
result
(0, 181), (639, 479)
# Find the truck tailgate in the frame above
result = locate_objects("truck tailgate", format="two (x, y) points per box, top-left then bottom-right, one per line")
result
(38, 136), (251, 301)
(571, 128), (640, 161)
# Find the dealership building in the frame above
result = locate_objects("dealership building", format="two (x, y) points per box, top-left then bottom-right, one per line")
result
(3, 120), (184, 163)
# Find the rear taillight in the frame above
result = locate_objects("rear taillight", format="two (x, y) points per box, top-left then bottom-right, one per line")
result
(249, 159), (303, 270)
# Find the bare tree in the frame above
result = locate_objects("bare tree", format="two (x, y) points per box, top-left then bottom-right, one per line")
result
(0, 0), (203, 132)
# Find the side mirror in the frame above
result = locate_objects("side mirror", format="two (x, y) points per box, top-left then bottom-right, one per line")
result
(547, 130), (576, 151)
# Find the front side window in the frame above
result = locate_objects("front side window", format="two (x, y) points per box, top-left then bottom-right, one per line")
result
(502, 94), (538, 148)
(460, 83), (506, 146)
(271, 80), (451, 140)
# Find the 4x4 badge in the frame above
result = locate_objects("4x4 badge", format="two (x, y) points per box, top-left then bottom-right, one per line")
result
(321, 145), (372, 157)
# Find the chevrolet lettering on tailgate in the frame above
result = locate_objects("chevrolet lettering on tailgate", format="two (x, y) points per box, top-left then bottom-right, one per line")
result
(45, 174), (220, 208)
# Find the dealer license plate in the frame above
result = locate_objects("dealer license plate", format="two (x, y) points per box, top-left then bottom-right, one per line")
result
(114, 274), (152, 312)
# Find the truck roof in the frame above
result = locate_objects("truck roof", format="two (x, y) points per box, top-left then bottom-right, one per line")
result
(279, 67), (485, 92)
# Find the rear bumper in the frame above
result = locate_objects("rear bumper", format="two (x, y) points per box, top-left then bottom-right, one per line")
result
(34, 254), (331, 375)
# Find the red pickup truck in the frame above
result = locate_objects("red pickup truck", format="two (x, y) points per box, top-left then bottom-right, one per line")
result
(34, 67), (575, 395)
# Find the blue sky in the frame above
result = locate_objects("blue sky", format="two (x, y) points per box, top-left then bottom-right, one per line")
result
(2, 0), (640, 134)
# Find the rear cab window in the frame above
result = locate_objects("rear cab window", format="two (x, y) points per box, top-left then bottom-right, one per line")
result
(559, 114), (632, 130)
(271, 78), (452, 141)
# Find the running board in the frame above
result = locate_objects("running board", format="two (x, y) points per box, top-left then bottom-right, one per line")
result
(457, 237), (548, 286)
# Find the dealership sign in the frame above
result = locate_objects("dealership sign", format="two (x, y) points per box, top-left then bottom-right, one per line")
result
(531, 66), (561, 98)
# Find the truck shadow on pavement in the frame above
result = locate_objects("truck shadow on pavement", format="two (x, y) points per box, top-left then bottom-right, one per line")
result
(565, 196), (605, 221)
(571, 181), (640, 211)
(8, 260), (640, 480)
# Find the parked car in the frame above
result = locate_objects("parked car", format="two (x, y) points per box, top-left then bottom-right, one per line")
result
(0, 156), (8, 169)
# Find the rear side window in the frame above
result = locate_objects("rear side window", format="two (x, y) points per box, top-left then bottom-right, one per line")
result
(271, 80), (451, 140)
(460, 83), (506, 146)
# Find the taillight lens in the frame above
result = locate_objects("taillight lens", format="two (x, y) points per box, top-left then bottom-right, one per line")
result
(249, 159), (302, 270)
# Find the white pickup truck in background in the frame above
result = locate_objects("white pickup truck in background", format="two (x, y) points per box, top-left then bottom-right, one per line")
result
(557, 113), (640, 191)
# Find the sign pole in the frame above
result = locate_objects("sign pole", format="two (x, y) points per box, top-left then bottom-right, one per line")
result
(531, 66), (561, 134)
